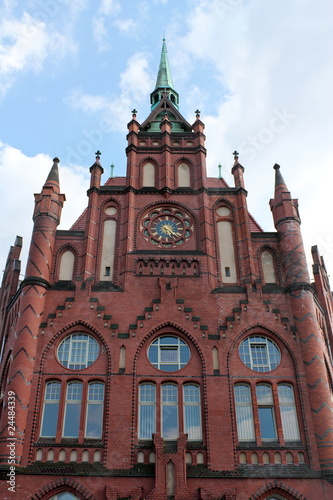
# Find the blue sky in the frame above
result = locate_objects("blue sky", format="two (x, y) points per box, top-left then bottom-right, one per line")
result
(1, 0), (333, 278)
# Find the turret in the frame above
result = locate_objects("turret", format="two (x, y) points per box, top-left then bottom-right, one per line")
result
(0, 158), (65, 465)
(270, 163), (333, 475)
(269, 163), (309, 286)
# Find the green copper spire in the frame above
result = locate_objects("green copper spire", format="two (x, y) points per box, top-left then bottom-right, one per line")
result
(155, 38), (175, 90)
(150, 38), (179, 110)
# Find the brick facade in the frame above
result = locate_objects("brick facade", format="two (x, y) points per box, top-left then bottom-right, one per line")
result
(0, 42), (333, 500)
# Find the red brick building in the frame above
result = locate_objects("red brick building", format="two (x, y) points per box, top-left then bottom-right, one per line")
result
(1, 40), (333, 500)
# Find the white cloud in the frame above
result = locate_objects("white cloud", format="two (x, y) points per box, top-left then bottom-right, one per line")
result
(114, 18), (136, 33)
(92, 16), (109, 51)
(65, 52), (153, 132)
(98, 0), (121, 16)
(0, 11), (76, 97)
(0, 143), (88, 273)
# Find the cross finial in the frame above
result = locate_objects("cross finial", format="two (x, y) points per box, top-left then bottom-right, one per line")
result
(95, 150), (102, 159)
(132, 109), (137, 118)
(233, 150), (239, 159)
(195, 109), (201, 118)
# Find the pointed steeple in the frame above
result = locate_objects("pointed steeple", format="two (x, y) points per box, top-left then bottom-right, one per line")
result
(155, 38), (174, 90)
(273, 163), (288, 199)
(44, 157), (60, 187)
(270, 163), (300, 229)
(150, 38), (179, 110)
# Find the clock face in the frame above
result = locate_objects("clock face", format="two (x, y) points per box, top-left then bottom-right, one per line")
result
(141, 206), (194, 248)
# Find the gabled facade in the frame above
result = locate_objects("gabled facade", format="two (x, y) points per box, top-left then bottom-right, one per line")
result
(1, 40), (333, 500)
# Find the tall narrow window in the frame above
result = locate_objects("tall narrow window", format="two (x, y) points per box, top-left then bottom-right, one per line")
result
(234, 384), (255, 441)
(183, 384), (202, 440)
(139, 383), (156, 439)
(40, 381), (61, 437)
(178, 163), (190, 187)
(278, 384), (300, 440)
(143, 162), (155, 187)
(256, 384), (277, 440)
(99, 219), (117, 281)
(162, 384), (178, 439)
(59, 250), (75, 281)
(63, 382), (82, 438)
(261, 250), (277, 284)
(217, 220), (237, 283)
(85, 382), (104, 438)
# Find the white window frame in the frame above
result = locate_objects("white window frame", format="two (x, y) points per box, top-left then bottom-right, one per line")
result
(256, 384), (277, 441)
(183, 384), (202, 440)
(40, 381), (61, 437)
(85, 382), (105, 439)
(63, 381), (83, 438)
(161, 383), (179, 440)
(234, 384), (255, 441)
(58, 333), (99, 370)
(277, 384), (300, 441)
(138, 383), (156, 440)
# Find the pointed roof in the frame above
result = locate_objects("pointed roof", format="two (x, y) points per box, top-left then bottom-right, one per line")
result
(150, 39), (179, 111)
(273, 163), (289, 199)
(155, 38), (174, 90)
(44, 157), (60, 190)
(141, 93), (192, 132)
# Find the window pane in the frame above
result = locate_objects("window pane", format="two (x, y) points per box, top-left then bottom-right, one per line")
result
(239, 336), (280, 372)
(139, 383), (156, 439)
(63, 403), (81, 437)
(139, 404), (156, 439)
(162, 405), (178, 439)
(63, 382), (82, 437)
(41, 382), (61, 437)
(234, 385), (255, 441)
(41, 403), (59, 437)
(85, 383), (104, 438)
(278, 384), (300, 440)
(86, 404), (103, 438)
(148, 336), (190, 371)
(162, 384), (178, 439)
(58, 334), (99, 370)
(258, 407), (277, 440)
(184, 385), (202, 440)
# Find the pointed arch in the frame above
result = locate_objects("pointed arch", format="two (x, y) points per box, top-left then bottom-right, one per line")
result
(31, 477), (94, 500)
(259, 246), (278, 284)
(250, 480), (308, 500)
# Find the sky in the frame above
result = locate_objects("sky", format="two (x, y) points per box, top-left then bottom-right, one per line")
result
(0, 0), (333, 281)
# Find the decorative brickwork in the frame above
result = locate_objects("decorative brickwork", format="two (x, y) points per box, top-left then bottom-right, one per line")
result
(0, 42), (333, 500)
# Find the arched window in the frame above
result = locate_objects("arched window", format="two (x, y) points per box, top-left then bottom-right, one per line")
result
(234, 384), (255, 441)
(148, 336), (190, 371)
(256, 384), (277, 440)
(277, 384), (300, 440)
(58, 333), (100, 370)
(239, 335), (281, 372)
(143, 162), (155, 187)
(50, 493), (80, 500)
(58, 250), (75, 281)
(63, 381), (83, 438)
(216, 213), (237, 283)
(161, 383), (178, 439)
(261, 250), (277, 284)
(139, 383), (156, 439)
(85, 382), (104, 438)
(99, 219), (117, 281)
(40, 381), (61, 437)
(178, 163), (190, 187)
(183, 384), (202, 440)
